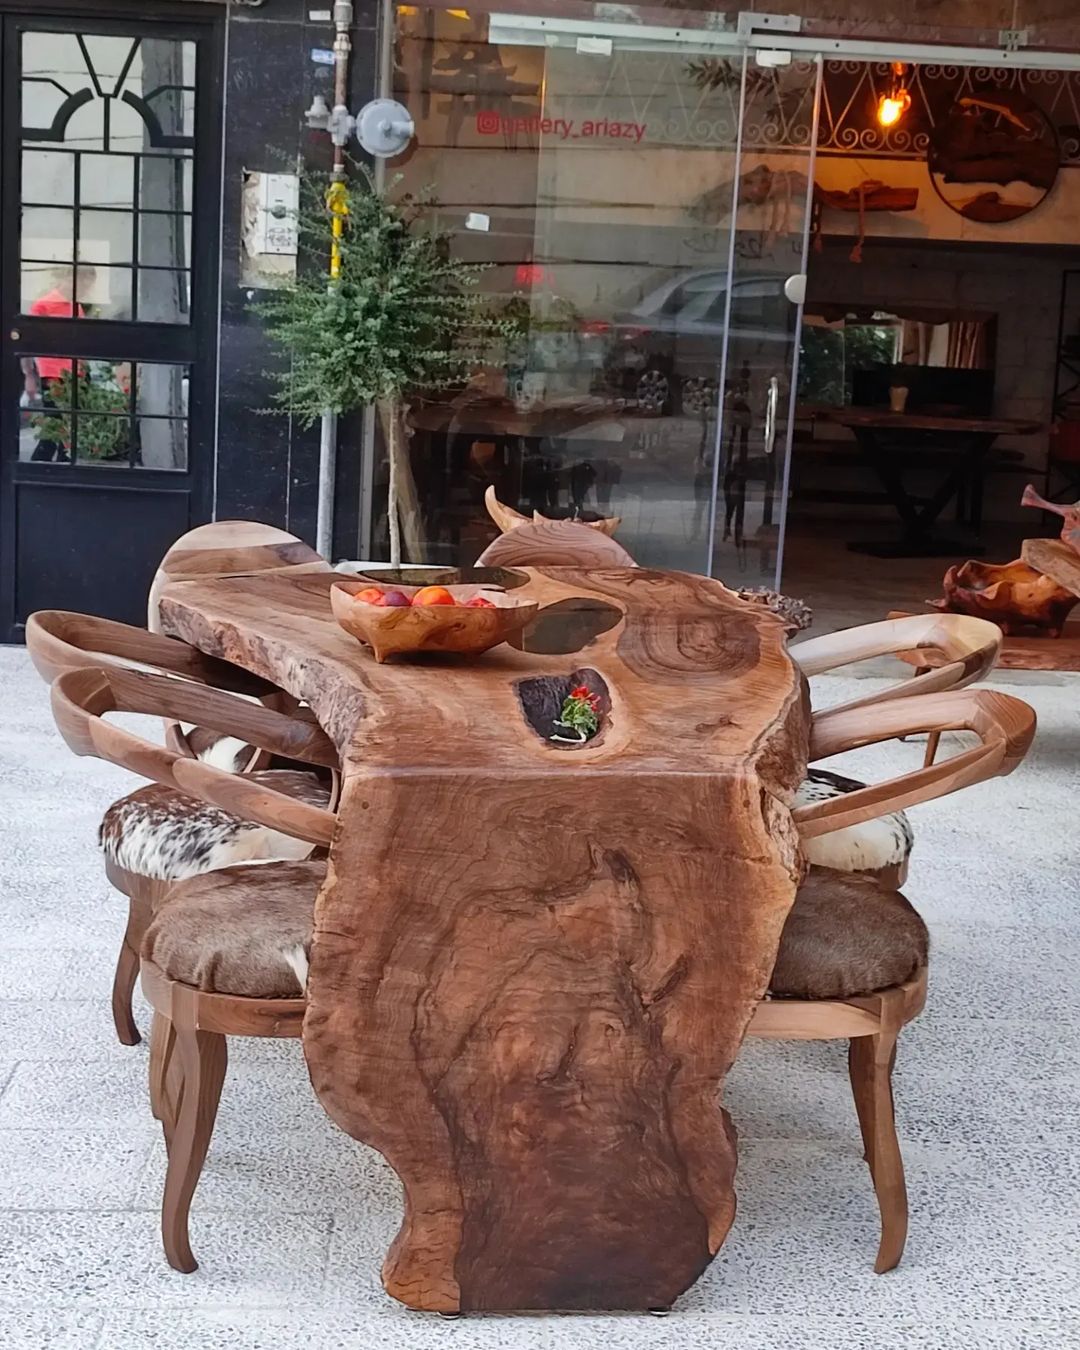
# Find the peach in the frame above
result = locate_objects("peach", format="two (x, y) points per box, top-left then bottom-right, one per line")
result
(412, 585), (456, 606)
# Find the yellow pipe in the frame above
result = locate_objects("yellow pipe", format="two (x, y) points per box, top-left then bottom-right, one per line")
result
(327, 179), (349, 280)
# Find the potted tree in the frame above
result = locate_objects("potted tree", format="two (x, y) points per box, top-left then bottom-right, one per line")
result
(258, 168), (515, 564)
(31, 364), (131, 462)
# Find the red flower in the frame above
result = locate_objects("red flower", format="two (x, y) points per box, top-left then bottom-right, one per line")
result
(570, 685), (589, 700)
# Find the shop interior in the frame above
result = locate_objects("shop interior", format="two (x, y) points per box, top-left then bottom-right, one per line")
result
(389, 8), (1080, 628)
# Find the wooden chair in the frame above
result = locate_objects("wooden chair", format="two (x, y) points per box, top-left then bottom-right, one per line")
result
(147, 520), (332, 770)
(49, 664), (338, 1273)
(748, 964), (925, 1273)
(475, 518), (637, 569)
(790, 612), (1000, 882)
(147, 519), (330, 631)
(25, 609), (338, 1047)
(49, 665), (1033, 1276)
(484, 485), (622, 537)
(747, 683), (1035, 1273)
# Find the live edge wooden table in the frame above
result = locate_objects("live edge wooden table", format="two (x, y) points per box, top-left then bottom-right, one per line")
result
(159, 566), (810, 1314)
(821, 409), (1043, 559)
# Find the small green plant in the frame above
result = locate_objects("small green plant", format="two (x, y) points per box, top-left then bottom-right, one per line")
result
(256, 166), (518, 562)
(551, 684), (602, 744)
(31, 366), (130, 461)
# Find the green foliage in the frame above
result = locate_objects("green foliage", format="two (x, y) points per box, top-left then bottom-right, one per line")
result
(255, 167), (520, 425)
(31, 366), (130, 460)
(799, 322), (901, 406)
(554, 686), (601, 739)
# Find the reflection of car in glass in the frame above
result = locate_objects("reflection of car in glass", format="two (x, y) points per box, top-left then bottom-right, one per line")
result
(581, 270), (790, 416)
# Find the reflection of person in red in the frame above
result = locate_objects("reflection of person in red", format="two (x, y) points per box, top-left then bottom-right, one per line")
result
(20, 268), (97, 462)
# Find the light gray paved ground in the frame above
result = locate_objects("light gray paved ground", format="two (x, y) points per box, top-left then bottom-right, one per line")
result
(1, 646), (1078, 1350)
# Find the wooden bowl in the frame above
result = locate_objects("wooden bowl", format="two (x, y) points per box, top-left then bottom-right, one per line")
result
(330, 579), (538, 662)
(929, 558), (1080, 636)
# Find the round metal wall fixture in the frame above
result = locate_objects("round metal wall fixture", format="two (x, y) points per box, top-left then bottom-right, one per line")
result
(928, 89), (1059, 224)
(355, 99), (415, 159)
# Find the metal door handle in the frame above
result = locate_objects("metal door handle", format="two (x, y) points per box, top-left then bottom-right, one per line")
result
(764, 376), (779, 455)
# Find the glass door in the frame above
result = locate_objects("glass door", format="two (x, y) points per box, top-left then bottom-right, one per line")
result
(389, 5), (820, 578)
(516, 26), (749, 572)
(0, 8), (223, 640)
(707, 52), (821, 588)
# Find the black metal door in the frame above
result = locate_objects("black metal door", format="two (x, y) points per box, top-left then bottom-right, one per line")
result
(0, 1), (223, 640)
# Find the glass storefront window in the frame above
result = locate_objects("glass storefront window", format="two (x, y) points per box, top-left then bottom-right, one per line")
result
(387, 3), (819, 582)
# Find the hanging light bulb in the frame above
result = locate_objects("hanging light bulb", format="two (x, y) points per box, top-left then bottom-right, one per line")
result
(877, 63), (911, 128)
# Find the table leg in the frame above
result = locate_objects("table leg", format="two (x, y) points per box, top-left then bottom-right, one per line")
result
(848, 430), (992, 558)
(303, 772), (803, 1313)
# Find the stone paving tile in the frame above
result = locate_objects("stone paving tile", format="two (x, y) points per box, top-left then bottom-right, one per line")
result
(0, 1212), (332, 1308)
(84, 1310), (1080, 1350)
(0, 1309), (103, 1350)
(0, 1127), (151, 1209)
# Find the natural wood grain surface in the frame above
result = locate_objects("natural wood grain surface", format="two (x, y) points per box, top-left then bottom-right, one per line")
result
(825, 409), (1043, 436)
(159, 567), (810, 1312)
(484, 485), (621, 537)
(1022, 537), (1080, 599)
(329, 579), (539, 662)
(888, 610), (1080, 672)
(930, 557), (1079, 635)
(475, 520), (637, 569)
(147, 520), (331, 632)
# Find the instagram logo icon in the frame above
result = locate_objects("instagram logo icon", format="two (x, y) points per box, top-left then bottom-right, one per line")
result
(476, 110), (501, 135)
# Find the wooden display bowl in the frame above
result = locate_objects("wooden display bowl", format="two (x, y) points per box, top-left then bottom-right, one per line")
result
(330, 579), (539, 662)
(928, 558), (1080, 636)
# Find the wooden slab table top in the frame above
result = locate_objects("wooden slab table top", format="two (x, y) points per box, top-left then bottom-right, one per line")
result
(159, 566), (811, 1313)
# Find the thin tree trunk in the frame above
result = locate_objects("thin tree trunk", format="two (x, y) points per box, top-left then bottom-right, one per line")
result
(378, 397), (423, 565)
(379, 399), (403, 566)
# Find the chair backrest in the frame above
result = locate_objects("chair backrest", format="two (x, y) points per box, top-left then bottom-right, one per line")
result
(484, 486), (622, 538)
(51, 666), (338, 846)
(147, 520), (330, 634)
(475, 518), (637, 569)
(25, 609), (339, 786)
(26, 610), (272, 697)
(791, 612), (1001, 715)
(146, 523), (332, 769)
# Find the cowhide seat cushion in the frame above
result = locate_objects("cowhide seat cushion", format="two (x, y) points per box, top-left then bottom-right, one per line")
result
(142, 860), (322, 997)
(144, 861), (927, 1003)
(769, 866), (928, 1000)
(99, 770), (332, 882)
(794, 768), (913, 877)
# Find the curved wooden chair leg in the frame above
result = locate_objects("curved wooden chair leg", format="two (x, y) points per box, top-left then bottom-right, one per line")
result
(149, 1013), (179, 1141)
(161, 1013), (227, 1274)
(111, 936), (141, 1046)
(924, 730), (942, 767)
(848, 1028), (908, 1273)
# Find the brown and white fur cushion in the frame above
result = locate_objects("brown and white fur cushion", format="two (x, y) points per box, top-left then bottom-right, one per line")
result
(141, 860), (322, 997)
(794, 768), (914, 878)
(98, 770), (331, 882)
(143, 861), (927, 1004)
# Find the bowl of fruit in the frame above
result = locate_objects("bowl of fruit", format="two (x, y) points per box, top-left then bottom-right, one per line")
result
(330, 578), (539, 662)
